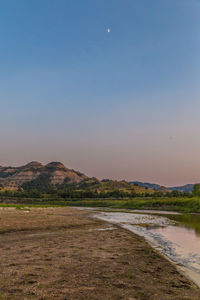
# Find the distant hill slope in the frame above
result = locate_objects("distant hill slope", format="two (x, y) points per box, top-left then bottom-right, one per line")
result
(0, 162), (152, 194)
(130, 181), (197, 193)
(66, 178), (154, 195)
(168, 184), (196, 193)
(130, 181), (169, 192)
(130, 181), (162, 191)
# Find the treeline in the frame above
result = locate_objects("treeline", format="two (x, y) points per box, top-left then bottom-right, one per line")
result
(0, 189), (42, 199)
(0, 184), (200, 200)
(0, 189), (141, 199)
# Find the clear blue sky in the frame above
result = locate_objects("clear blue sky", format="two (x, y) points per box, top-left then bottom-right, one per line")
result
(0, 0), (200, 186)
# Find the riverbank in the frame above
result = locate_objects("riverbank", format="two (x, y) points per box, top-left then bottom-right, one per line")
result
(91, 209), (200, 288)
(63, 197), (200, 213)
(0, 207), (199, 299)
(0, 196), (200, 213)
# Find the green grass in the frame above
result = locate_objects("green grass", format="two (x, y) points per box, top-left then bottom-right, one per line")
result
(63, 197), (200, 213)
(0, 203), (64, 209)
(0, 197), (200, 213)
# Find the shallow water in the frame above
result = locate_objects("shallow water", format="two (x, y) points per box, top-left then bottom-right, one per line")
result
(92, 209), (200, 287)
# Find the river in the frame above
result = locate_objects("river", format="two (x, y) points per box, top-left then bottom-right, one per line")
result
(87, 208), (200, 288)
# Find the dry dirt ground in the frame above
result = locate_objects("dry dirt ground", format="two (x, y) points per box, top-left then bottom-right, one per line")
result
(0, 207), (199, 300)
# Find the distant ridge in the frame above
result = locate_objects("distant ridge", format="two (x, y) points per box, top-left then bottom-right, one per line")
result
(0, 162), (196, 193)
(130, 181), (197, 193)
(168, 184), (196, 193)
(130, 181), (162, 191)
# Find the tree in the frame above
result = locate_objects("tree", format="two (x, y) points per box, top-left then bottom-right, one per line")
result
(193, 184), (200, 196)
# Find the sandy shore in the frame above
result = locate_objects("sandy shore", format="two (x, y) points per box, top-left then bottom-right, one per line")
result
(0, 207), (199, 299)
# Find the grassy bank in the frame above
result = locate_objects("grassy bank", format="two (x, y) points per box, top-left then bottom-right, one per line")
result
(0, 196), (200, 212)
(63, 197), (200, 212)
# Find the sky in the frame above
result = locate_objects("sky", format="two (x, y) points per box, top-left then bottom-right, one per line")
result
(0, 0), (200, 186)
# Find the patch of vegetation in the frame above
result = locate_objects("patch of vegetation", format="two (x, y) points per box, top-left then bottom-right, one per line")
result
(21, 174), (52, 193)
(0, 170), (17, 178)
(62, 197), (200, 213)
(0, 184), (200, 213)
(0, 196), (200, 213)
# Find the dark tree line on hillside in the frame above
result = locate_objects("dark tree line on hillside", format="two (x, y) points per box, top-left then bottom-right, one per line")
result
(193, 184), (200, 196)
(0, 185), (199, 199)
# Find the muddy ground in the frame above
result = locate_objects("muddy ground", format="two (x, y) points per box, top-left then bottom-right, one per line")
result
(0, 207), (199, 300)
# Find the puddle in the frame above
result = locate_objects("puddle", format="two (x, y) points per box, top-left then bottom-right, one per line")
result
(89, 226), (116, 232)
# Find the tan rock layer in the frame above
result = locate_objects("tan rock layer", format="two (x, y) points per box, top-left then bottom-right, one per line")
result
(0, 161), (87, 190)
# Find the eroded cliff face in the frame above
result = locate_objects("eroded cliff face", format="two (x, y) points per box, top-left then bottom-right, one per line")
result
(0, 161), (87, 190)
(45, 162), (87, 185)
(2, 170), (41, 187)
(50, 169), (86, 185)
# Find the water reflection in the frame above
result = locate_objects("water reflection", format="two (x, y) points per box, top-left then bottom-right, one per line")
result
(94, 210), (200, 287)
(163, 214), (200, 237)
(151, 225), (200, 253)
(132, 210), (200, 236)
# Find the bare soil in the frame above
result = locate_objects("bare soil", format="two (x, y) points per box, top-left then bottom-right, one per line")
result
(0, 207), (199, 299)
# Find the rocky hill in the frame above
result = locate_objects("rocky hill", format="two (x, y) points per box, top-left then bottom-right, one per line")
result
(0, 161), (87, 191)
(1, 162), (195, 195)
(0, 161), (152, 195)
